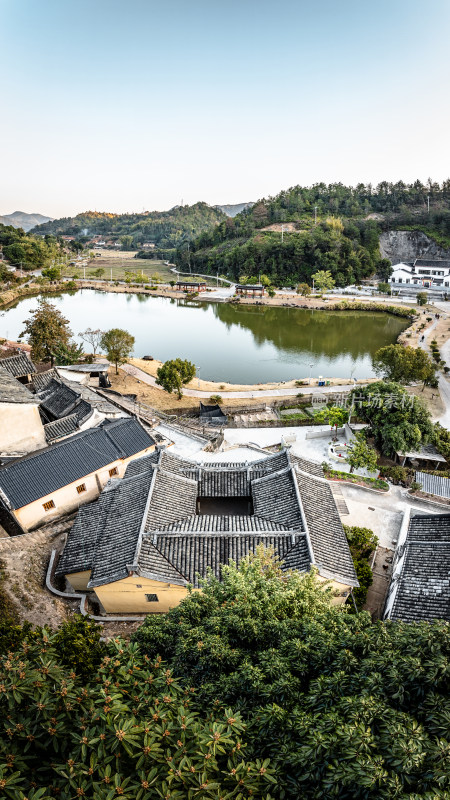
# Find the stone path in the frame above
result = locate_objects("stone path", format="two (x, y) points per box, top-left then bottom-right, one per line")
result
(121, 362), (358, 399)
(417, 315), (450, 428)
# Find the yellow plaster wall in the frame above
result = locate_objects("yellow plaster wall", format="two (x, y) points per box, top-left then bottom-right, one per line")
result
(14, 445), (155, 531)
(66, 570), (91, 591)
(316, 574), (352, 605)
(94, 575), (190, 614)
(0, 402), (46, 454)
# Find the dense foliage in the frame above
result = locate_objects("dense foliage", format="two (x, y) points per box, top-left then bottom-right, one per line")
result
(0, 225), (60, 272)
(344, 525), (379, 609)
(20, 298), (72, 366)
(350, 381), (434, 458)
(373, 345), (437, 387)
(133, 550), (450, 798)
(1, 554), (450, 798)
(33, 203), (226, 249)
(156, 358), (196, 399)
(0, 618), (275, 799)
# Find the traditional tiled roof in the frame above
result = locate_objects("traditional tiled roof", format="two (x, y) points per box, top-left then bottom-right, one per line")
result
(88, 471), (154, 587)
(416, 471), (450, 499)
(389, 515), (450, 622)
(396, 444), (446, 463)
(44, 414), (80, 443)
(0, 366), (37, 404)
(294, 467), (358, 586)
(0, 353), (35, 378)
(62, 377), (120, 416)
(59, 447), (358, 592)
(56, 490), (116, 576)
(252, 468), (303, 530)
(39, 379), (81, 419)
(0, 418), (155, 509)
(139, 532), (310, 586)
(31, 369), (58, 392)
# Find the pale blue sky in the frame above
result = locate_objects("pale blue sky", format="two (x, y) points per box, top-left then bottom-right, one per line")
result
(1, 0), (450, 217)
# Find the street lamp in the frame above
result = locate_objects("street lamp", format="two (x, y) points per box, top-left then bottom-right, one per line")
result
(308, 363), (314, 384)
(197, 367), (201, 389)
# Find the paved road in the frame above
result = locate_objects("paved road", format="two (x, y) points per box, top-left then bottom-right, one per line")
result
(417, 315), (450, 428)
(121, 362), (358, 399)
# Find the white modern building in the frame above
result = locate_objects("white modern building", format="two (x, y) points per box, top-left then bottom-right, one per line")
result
(390, 258), (450, 289)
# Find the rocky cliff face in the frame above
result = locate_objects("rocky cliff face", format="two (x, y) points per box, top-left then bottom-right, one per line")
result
(380, 230), (450, 264)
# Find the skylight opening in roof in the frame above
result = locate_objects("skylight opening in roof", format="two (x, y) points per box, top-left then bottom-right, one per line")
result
(197, 497), (253, 516)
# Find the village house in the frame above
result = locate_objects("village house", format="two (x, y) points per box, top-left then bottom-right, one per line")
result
(384, 514), (450, 622)
(389, 258), (450, 289)
(0, 364), (47, 457)
(56, 448), (359, 613)
(0, 417), (156, 534)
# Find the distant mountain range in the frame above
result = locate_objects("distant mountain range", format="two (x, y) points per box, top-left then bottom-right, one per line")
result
(215, 202), (253, 217)
(0, 211), (54, 232)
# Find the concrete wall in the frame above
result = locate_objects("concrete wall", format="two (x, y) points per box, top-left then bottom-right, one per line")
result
(94, 574), (190, 613)
(0, 401), (46, 455)
(14, 445), (155, 531)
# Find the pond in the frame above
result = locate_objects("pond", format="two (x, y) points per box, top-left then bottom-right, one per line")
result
(0, 290), (409, 384)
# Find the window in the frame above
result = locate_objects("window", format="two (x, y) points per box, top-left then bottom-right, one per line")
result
(109, 467), (119, 477)
(136, 584), (142, 588)
(76, 483), (86, 494)
(406, 279), (410, 283)
(391, 278), (395, 282)
(398, 278), (402, 283)
(145, 593), (159, 602)
(43, 500), (55, 511)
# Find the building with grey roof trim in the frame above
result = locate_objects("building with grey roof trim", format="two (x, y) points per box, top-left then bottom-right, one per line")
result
(57, 447), (357, 614)
(384, 514), (450, 622)
(0, 353), (36, 380)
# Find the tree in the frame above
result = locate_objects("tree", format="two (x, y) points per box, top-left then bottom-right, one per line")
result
(417, 291), (428, 306)
(93, 267), (105, 278)
(133, 548), (450, 798)
(120, 234), (133, 250)
(347, 431), (378, 473)
(378, 258), (393, 282)
(315, 405), (348, 434)
(350, 381), (434, 457)
(156, 358), (196, 399)
(296, 282), (311, 296)
(41, 265), (61, 281)
(78, 327), (104, 357)
(100, 328), (135, 374)
(53, 340), (84, 365)
(20, 298), (71, 366)
(373, 344), (436, 386)
(377, 281), (391, 295)
(311, 269), (335, 292)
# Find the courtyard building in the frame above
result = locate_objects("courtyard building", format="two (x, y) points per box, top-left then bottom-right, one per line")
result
(56, 448), (359, 614)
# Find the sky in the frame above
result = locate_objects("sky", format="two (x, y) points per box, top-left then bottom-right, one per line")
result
(1, 0), (450, 218)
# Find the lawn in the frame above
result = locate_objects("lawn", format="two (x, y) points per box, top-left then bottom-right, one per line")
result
(63, 252), (220, 286)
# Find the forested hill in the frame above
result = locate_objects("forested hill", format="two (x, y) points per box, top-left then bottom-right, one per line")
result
(33, 203), (227, 249)
(178, 180), (450, 286)
(0, 224), (60, 272)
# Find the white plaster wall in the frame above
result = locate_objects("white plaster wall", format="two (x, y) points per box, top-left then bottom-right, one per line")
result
(0, 401), (46, 454)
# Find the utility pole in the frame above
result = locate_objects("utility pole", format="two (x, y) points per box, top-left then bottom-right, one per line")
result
(308, 363), (314, 385)
(427, 195), (430, 214)
(281, 224), (284, 243)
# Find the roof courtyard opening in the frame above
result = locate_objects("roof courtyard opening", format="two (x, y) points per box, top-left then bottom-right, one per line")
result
(197, 496), (253, 516)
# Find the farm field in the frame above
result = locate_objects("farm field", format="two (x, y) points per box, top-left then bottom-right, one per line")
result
(63, 251), (219, 285)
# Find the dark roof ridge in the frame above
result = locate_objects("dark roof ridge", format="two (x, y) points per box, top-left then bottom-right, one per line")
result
(129, 466), (160, 570)
(145, 530), (305, 539)
(251, 465), (292, 484)
(293, 464), (330, 485)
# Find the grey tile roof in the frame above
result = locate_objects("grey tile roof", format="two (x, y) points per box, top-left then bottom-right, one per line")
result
(62, 377), (120, 416)
(0, 353), (35, 378)
(124, 450), (161, 478)
(390, 515), (450, 622)
(44, 414), (80, 443)
(39, 379), (81, 419)
(59, 363), (109, 373)
(140, 532), (309, 586)
(414, 258), (450, 269)
(0, 366), (37, 405)
(159, 514), (290, 532)
(145, 469), (197, 531)
(416, 471), (450, 499)
(396, 444), (446, 463)
(55, 491), (116, 576)
(88, 471), (154, 587)
(0, 418), (155, 509)
(294, 468), (358, 586)
(31, 369), (58, 392)
(290, 454), (324, 478)
(252, 468), (304, 530)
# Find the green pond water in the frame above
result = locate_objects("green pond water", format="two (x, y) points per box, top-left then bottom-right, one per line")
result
(0, 290), (409, 383)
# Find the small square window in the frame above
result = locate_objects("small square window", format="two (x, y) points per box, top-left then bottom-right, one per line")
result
(109, 467), (119, 477)
(145, 593), (158, 602)
(76, 483), (86, 494)
(136, 584), (142, 588)
(43, 500), (55, 511)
